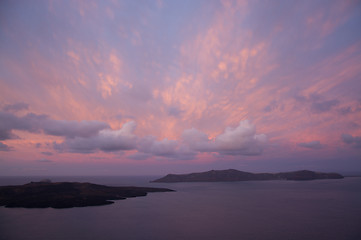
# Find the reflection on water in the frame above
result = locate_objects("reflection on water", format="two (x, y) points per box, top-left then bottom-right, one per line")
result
(0, 177), (360, 240)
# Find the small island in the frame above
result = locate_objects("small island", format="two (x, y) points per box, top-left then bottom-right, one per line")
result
(152, 169), (344, 183)
(0, 181), (174, 209)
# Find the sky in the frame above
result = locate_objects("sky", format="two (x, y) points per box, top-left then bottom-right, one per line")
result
(0, 0), (360, 176)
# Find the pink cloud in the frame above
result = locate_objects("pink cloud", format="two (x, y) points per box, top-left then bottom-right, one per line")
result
(0, 0), (360, 174)
(183, 120), (267, 156)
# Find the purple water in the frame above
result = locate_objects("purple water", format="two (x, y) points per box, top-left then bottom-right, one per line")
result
(0, 176), (360, 240)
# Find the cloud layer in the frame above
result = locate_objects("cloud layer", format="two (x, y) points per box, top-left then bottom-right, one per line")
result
(0, 109), (268, 159)
(53, 119), (267, 159)
(342, 134), (361, 149)
(54, 121), (137, 153)
(298, 141), (323, 149)
(3, 102), (29, 112)
(0, 142), (11, 151)
(0, 111), (109, 140)
(0, 0), (360, 174)
(183, 120), (267, 156)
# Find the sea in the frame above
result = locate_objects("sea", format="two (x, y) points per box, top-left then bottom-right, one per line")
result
(0, 176), (360, 240)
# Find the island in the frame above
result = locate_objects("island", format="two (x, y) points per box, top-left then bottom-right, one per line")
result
(151, 169), (344, 183)
(0, 181), (174, 209)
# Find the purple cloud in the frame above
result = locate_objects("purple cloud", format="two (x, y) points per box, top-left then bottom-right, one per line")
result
(37, 158), (53, 163)
(338, 106), (352, 115)
(138, 136), (177, 156)
(263, 100), (282, 112)
(167, 106), (184, 117)
(54, 121), (137, 153)
(41, 151), (53, 156)
(0, 142), (12, 151)
(49, 119), (198, 159)
(295, 94), (340, 113)
(3, 102), (29, 112)
(127, 153), (151, 161)
(298, 141), (323, 149)
(342, 134), (361, 148)
(0, 111), (109, 140)
(137, 136), (196, 160)
(183, 120), (267, 156)
(182, 128), (211, 152)
(311, 99), (340, 113)
(42, 119), (109, 138)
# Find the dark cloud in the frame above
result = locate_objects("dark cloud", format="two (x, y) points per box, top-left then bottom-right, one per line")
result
(0, 111), (109, 140)
(338, 103), (361, 116)
(54, 121), (137, 153)
(342, 134), (354, 144)
(338, 106), (352, 115)
(37, 158), (53, 163)
(263, 100), (282, 112)
(0, 112), (40, 140)
(298, 141), (323, 149)
(0, 129), (15, 140)
(295, 93), (340, 113)
(167, 106), (183, 117)
(3, 102), (29, 112)
(342, 134), (361, 148)
(348, 122), (360, 129)
(311, 99), (339, 113)
(263, 105), (275, 112)
(182, 120), (267, 156)
(41, 151), (53, 156)
(0, 142), (12, 151)
(294, 94), (307, 102)
(42, 119), (109, 138)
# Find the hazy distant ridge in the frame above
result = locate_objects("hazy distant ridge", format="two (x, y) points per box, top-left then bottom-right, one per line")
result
(152, 169), (344, 183)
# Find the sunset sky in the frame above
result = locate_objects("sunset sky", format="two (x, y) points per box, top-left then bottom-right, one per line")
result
(1, 0), (360, 176)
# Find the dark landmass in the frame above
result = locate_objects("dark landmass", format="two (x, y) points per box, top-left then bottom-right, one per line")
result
(0, 181), (174, 209)
(152, 169), (344, 183)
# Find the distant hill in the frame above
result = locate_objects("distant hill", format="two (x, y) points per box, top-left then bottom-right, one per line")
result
(152, 169), (344, 183)
(0, 182), (174, 208)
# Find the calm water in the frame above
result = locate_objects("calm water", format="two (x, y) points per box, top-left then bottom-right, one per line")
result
(0, 176), (360, 240)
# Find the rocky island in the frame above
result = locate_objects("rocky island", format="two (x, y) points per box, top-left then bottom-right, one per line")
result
(152, 169), (344, 183)
(0, 181), (174, 208)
